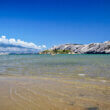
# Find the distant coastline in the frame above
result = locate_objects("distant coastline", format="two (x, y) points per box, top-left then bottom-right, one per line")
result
(39, 41), (110, 54)
(39, 49), (75, 55)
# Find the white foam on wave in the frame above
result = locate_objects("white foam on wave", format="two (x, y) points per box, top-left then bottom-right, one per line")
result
(78, 74), (85, 76)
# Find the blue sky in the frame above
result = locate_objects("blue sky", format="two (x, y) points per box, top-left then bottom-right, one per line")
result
(0, 0), (110, 48)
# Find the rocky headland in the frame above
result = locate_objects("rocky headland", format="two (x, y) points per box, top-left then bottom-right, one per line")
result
(40, 41), (110, 54)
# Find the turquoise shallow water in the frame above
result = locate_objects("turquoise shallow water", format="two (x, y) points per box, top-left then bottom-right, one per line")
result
(0, 54), (110, 79)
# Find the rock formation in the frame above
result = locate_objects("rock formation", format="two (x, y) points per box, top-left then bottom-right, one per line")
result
(50, 41), (110, 54)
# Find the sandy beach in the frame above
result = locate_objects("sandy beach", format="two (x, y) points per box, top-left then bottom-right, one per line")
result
(0, 75), (110, 110)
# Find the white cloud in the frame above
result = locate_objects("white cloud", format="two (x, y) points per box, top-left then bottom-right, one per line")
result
(0, 36), (46, 50)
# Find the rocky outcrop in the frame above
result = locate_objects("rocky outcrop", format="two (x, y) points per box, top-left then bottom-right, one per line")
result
(50, 41), (110, 54)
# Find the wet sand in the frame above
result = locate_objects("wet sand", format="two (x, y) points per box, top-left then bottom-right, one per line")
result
(0, 76), (110, 110)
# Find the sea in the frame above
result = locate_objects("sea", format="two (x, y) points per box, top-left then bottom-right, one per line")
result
(0, 54), (110, 79)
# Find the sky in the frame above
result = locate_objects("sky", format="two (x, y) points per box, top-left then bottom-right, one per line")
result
(0, 0), (110, 48)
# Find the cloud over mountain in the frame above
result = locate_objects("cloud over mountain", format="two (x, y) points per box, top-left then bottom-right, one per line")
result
(0, 36), (46, 50)
(0, 36), (46, 54)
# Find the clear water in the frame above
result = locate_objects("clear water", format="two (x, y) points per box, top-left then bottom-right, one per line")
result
(0, 54), (110, 79)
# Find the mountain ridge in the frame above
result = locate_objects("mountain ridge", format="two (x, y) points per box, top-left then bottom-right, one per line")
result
(42, 41), (110, 54)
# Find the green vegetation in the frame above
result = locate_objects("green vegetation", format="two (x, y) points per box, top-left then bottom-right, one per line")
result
(39, 49), (74, 54)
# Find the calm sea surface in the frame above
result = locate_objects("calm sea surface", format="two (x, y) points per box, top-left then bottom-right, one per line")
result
(0, 54), (110, 79)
